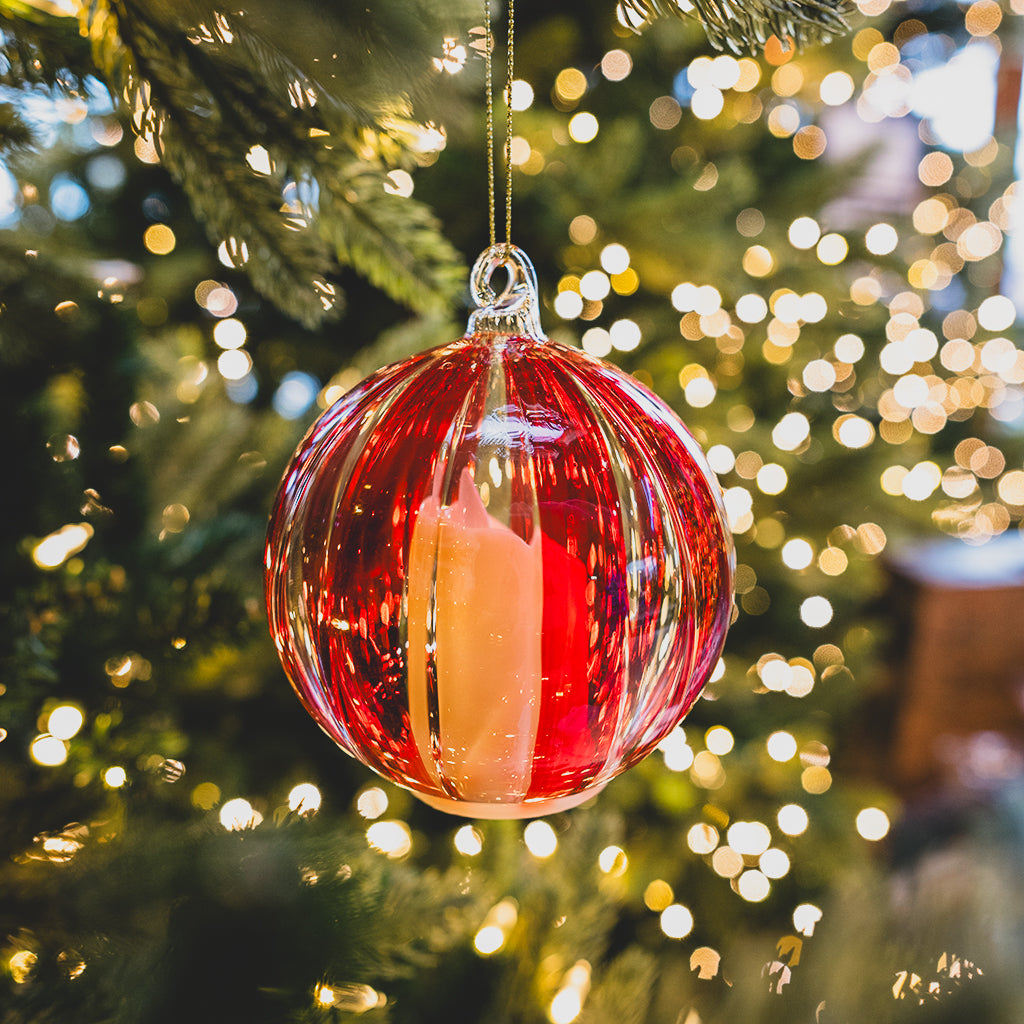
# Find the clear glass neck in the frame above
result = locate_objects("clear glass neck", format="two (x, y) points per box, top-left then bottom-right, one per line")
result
(466, 244), (546, 339)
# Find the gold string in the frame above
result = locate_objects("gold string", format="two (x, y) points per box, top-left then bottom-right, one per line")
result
(483, 0), (515, 249)
(484, 0), (495, 248)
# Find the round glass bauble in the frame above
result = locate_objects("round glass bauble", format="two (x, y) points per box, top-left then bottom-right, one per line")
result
(266, 247), (733, 817)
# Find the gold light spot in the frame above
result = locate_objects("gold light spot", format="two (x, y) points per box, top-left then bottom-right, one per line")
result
(735, 58), (761, 91)
(856, 807), (891, 840)
(793, 126), (826, 160)
(32, 523), (94, 569)
(867, 42), (900, 73)
(649, 95), (682, 129)
(966, 0), (1002, 35)
(817, 233), (848, 265)
(778, 803), (809, 835)
(30, 734), (68, 766)
(601, 49), (632, 81)
(644, 879), (675, 910)
(366, 820), (412, 858)
(820, 71), (854, 106)
(819, 544), (851, 577)
(767, 103), (800, 138)
(743, 245), (773, 277)
(918, 152), (953, 186)
(801, 766), (832, 793)
(524, 820), (558, 858)
(555, 68), (588, 104)
(997, 470), (1024, 505)
(569, 215), (597, 245)
(219, 797), (262, 831)
(764, 35), (794, 66)
(660, 904), (694, 938)
(772, 63), (804, 96)
(711, 846), (744, 877)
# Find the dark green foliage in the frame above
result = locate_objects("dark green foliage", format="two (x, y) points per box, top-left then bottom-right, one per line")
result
(619, 0), (855, 52)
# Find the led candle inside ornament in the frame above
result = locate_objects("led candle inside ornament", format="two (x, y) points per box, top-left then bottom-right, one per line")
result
(265, 245), (734, 818)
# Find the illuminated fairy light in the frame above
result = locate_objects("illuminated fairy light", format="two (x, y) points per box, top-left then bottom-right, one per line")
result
(820, 70), (854, 106)
(767, 731), (797, 762)
(601, 49), (632, 81)
(793, 903), (822, 936)
(9, 950), (37, 984)
(555, 67), (588, 103)
(579, 270), (610, 301)
(706, 444), (735, 475)
(772, 413), (810, 452)
(781, 538), (813, 570)
(705, 726), (734, 755)
(582, 328), (612, 358)
(219, 797), (263, 831)
(30, 734), (69, 766)
(524, 820), (558, 858)
(687, 822), (719, 855)
(474, 898), (518, 955)
(549, 961), (591, 1024)
(691, 750), (726, 789)
(143, 224), (175, 255)
(366, 820), (412, 858)
(609, 318), (641, 352)
(314, 982), (384, 1012)
(691, 87), (724, 120)
(434, 37), (468, 74)
(568, 112), (599, 143)
(803, 359), (836, 392)
(778, 803), (809, 836)
(554, 290), (583, 319)
(759, 658), (792, 692)
(735, 293), (768, 323)
(287, 783), (322, 815)
(800, 597), (833, 628)
(599, 243), (630, 275)
(217, 348), (252, 381)
(598, 844), (628, 876)
(856, 807), (891, 841)
(659, 726), (694, 771)
(103, 766), (127, 788)
(865, 223), (898, 255)
(454, 824), (483, 856)
(737, 869), (770, 902)
(217, 238), (250, 267)
(32, 523), (94, 570)
(788, 217), (821, 249)
(835, 415), (875, 450)
(213, 318), (246, 349)
(660, 903), (694, 939)
(47, 705), (84, 740)
(978, 295), (1016, 331)
(759, 848), (791, 878)
(384, 169), (414, 198)
(711, 846), (743, 878)
(727, 821), (771, 856)
(474, 927), (503, 955)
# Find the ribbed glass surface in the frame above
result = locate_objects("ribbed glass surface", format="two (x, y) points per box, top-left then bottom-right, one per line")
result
(266, 331), (733, 817)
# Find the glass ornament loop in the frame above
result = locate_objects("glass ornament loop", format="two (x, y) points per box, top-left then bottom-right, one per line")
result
(467, 244), (545, 338)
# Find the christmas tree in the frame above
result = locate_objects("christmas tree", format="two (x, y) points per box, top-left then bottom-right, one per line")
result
(3, 0), (1024, 1021)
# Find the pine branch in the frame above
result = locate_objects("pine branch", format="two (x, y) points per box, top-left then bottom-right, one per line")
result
(618, 0), (854, 52)
(317, 157), (467, 317)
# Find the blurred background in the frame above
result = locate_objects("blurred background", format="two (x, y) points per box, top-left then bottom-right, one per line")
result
(3, 0), (1024, 1020)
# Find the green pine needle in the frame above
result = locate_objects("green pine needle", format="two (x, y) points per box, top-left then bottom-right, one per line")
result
(619, 0), (854, 52)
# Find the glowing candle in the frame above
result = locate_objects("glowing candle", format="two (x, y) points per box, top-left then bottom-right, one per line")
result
(407, 468), (544, 807)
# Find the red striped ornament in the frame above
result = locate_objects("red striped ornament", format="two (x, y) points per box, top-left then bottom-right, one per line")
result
(266, 246), (733, 817)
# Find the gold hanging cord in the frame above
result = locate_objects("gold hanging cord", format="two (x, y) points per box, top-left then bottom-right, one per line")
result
(483, 0), (515, 249)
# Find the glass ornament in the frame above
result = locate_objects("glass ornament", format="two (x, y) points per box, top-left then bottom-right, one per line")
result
(266, 246), (733, 818)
